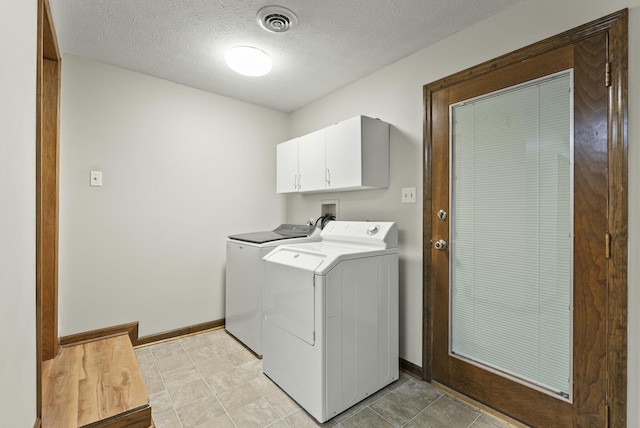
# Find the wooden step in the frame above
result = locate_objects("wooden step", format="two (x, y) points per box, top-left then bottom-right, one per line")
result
(42, 333), (152, 428)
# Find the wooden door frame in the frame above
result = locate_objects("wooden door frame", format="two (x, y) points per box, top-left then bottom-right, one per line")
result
(36, 0), (61, 423)
(422, 10), (628, 427)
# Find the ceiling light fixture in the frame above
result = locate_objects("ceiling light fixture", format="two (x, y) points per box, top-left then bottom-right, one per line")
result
(225, 46), (272, 77)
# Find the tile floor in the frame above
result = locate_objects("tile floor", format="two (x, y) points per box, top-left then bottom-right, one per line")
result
(135, 329), (511, 428)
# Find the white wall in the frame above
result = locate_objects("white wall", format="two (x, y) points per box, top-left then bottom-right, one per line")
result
(288, 0), (640, 424)
(0, 0), (37, 426)
(59, 56), (289, 337)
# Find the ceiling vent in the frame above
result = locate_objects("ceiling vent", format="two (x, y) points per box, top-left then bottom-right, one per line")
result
(257, 6), (298, 33)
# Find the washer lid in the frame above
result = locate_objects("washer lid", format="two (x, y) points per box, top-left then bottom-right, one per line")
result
(229, 224), (315, 244)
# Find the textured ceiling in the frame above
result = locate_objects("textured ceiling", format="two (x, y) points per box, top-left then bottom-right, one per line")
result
(49, 0), (520, 113)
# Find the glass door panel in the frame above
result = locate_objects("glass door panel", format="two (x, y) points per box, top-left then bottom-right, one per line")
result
(450, 71), (573, 399)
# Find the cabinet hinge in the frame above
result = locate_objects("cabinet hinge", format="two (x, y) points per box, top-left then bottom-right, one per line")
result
(605, 62), (612, 87)
(605, 233), (611, 259)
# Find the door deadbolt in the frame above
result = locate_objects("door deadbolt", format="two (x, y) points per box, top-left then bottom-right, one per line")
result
(437, 210), (447, 220)
(434, 239), (447, 251)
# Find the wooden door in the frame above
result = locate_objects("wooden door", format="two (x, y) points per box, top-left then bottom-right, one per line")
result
(36, 0), (61, 423)
(423, 11), (628, 428)
(37, 0), (61, 363)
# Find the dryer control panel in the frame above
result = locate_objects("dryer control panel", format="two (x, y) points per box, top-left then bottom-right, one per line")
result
(320, 221), (397, 248)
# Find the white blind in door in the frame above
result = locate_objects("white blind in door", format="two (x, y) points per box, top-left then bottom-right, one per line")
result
(450, 71), (573, 398)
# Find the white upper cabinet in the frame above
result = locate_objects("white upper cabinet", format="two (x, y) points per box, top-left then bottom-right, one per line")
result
(276, 138), (299, 193)
(325, 117), (361, 189)
(276, 115), (389, 194)
(298, 129), (326, 192)
(325, 115), (389, 191)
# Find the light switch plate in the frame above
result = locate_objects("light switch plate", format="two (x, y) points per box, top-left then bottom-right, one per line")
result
(90, 171), (103, 187)
(402, 187), (416, 203)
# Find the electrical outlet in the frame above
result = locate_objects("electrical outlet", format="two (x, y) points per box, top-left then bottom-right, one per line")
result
(402, 187), (416, 203)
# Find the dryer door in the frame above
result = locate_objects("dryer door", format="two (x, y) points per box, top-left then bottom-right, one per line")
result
(264, 249), (324, 346)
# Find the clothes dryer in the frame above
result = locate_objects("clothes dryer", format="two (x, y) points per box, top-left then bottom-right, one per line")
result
(262, 221), (399, 422)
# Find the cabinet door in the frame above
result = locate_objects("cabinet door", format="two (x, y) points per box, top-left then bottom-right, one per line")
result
(325, 116), (362, 189)
(298, 128), (326, 192)
(276, 138), (299, 193)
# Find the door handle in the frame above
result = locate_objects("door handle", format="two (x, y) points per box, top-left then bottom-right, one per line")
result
(325, 169), (330, 186)
(434, 239), (447, 251)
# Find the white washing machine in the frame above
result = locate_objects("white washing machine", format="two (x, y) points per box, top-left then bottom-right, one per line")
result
(262, 221), (399, 423)
(225, 224), (321, 356)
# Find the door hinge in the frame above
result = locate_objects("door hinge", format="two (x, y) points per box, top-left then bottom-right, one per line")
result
(605, 233), (611, 259)
(605, 62), (612, 87)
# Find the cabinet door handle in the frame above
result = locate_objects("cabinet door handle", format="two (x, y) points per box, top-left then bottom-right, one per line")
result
(293, 174), (297, 190)
(297, 174), (301, 190)
(325, 169), (330, 186)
